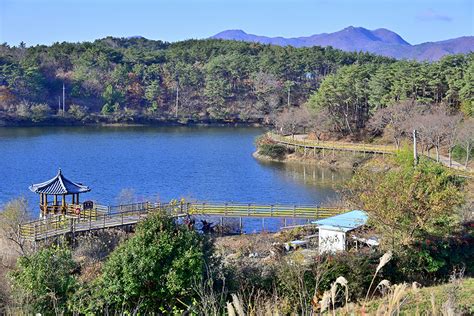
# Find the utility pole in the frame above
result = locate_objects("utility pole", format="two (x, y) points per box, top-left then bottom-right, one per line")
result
(62, 83), (66, 114)
(287, 84), (290, 107)
(413, 129), (418, 166)
(175, 77), (179, 118)
(58, 96), (61, 114)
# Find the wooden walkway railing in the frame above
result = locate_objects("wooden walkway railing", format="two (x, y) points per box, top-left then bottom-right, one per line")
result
(19, 201), (347, 241)
(268, 132), (396, 155)
(268, 133), (473, 176)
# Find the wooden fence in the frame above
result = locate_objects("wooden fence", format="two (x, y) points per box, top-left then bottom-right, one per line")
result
(19, 201), (347, 241)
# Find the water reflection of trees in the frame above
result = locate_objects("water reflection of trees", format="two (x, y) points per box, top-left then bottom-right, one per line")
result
(278, 163), (352, 188)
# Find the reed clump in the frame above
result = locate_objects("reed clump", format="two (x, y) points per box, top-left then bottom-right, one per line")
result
(224, 252), (473, 315)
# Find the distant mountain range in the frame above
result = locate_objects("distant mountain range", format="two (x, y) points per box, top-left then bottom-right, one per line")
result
(210, 26), (473, 61)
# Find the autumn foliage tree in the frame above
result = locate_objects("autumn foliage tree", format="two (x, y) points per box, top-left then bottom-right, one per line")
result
(346, 150), (465, 251)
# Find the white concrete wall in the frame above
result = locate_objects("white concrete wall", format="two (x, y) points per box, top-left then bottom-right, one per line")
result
(319, 228), (346, 253)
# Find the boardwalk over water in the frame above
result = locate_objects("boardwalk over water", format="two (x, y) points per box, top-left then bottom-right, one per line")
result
(269, 132), (396, 155)
(268, 133), (473, 176)
(20, 201), (347, 241)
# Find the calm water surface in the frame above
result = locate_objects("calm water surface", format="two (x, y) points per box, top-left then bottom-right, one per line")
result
(0, 126), (351, 220)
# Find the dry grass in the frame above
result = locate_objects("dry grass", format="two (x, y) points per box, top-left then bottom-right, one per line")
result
(214, 231), (301, 261)
(0, 235), (20, 312)
(225, 278), (474, 316)
(223, 250), (473, 316)
(362, 278), (474, 315)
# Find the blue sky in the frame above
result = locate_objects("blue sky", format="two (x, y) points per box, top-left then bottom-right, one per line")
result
(1, 0), (473, 46)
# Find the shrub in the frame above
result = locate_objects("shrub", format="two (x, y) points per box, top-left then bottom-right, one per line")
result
(30, 103), (51, 122)
(258, 143), (288, 160)
(452, 144), (473, 164)
(347, 150), (465, 250)
(67, 104), (89, 120)
(73, 230), (127, 264)
(76, 211), (206, 314)
(389, 228), (474, 284)
(9, 245), (77, 314)
(15, 101), (31, 118)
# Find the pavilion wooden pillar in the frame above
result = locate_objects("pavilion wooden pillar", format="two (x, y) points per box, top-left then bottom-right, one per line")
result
(62, 194), (66, 213)
(40, 194), (43, 216)
(43, 194), (48, 217)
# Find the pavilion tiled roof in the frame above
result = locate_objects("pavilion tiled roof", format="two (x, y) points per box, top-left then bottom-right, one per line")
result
(29, 169), (91, 195)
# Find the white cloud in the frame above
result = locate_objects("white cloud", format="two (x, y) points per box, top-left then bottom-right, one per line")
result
(417, 9), (453, 22)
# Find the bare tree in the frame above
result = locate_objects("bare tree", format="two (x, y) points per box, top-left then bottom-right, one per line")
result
(418, 106), (462, 163)
(274, 106), (310, 137)
(309, 108), (334, 141)
(369, 101), (428, 149)
(251, 72), (282, 114)
(456, 118), (474, 168)
(0, 198), (31, 256)
(444, 113), (463, 166)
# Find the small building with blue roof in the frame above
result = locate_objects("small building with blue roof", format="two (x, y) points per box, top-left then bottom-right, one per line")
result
(312, 210), (368, 253)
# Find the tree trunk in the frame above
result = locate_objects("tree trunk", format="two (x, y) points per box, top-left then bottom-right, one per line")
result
(465, 144), (471, 168)
(287, 86), (290, 107)
(343, 103), (353, 135)
(435, 146), (439, 162)
(449, 149), (452, 167)
(175, 79), (179, 118)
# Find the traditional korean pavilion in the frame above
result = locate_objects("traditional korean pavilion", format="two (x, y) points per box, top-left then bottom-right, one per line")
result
(29, 169), (91, 217)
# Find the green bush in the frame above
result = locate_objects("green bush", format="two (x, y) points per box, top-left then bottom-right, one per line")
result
(67, 104), (89, 120)
(30, 103), (51, 122)
(389, 228), (474, 285)
(258, 143), (288, 160)
(452, 144), (473, 163)
(9, 245), (77, 314)
(271, 252), (383, 312)
(319, 252), (380, 300)
(71, 211), (206, 314)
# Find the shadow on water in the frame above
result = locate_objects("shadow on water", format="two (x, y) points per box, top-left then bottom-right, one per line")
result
(0, 125), (265, 139)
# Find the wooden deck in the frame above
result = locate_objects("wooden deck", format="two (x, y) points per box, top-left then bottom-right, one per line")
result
(19, 201), (347, 241)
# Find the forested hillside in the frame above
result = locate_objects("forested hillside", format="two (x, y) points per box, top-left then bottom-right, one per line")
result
(306, 55), (473, 135)
(0, 37), (472, 125)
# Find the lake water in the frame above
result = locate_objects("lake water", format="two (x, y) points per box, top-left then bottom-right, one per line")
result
(0, 126), (352, 228)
